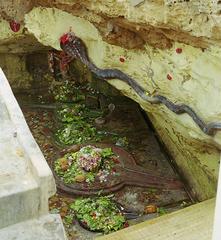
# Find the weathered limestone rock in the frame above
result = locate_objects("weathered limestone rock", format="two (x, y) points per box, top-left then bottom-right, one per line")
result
(24, 7), (221, 200)
(0, 54), (33, 89)
(0, 1), (221, 200)
(0, 15), (47, 54)
(32, 0), (221, 49)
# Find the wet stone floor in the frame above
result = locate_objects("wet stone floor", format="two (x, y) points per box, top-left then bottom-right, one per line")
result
(17, 92), (192, 240)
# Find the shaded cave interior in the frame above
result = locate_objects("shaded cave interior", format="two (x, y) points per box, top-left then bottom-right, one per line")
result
(1, 46), (195, 237)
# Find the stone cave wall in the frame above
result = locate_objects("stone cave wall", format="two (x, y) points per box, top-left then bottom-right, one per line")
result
(0, 0), (221, 200)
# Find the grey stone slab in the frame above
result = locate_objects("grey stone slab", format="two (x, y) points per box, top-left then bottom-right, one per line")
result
(0, 214), (67, 240)
(98, 199), (215, 240)
(0, 68), (58, 228)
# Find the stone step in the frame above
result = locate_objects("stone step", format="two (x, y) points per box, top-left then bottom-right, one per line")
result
(0, 214), (67, 240)
(0, 97), (41, 228)
(0, 66), (66, 239)
(0, 68), (60, 230)
(0, 177), (40, 229)
(98, 198), (215, 240)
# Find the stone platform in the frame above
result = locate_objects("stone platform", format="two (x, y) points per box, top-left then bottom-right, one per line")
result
(0, 68), (67, 239)
(0, 214), (66, 240)
(98, 198), (215, 240)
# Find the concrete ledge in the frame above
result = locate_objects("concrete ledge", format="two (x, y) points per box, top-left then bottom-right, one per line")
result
(0, 180), (39, 228)
(0, 68), (56, 216)
(0, 214), (67, 240)
(98, 198), (215, 240)
(0, 68), (66, 239)
(0, 68), (58, 230)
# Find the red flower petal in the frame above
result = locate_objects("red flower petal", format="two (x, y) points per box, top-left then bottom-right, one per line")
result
(119, 56), (125, 63)
(176, 48), (182, 54)
(60, 33), (69, 44)
(9, 20), (20, 32)
(167, 74), (172, 80)
(113, 157), (120, 164)
(123, 222), (129, 228)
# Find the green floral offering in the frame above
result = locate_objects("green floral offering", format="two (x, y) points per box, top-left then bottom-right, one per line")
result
(70, 196), (126, 233)
(54, 145), (119, 184)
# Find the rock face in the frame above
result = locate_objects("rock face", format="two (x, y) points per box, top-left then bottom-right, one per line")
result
(0, 1), (221, 200)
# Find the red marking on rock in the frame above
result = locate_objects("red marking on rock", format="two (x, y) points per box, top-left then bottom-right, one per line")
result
(9, 20), (20, 32)
(167, 74), (172, 80)
(119, 56), (125, 62)
(176, 48), (182, 54)
(60, 33), (69, 44)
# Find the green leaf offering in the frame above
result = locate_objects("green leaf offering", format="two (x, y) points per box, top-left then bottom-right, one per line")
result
(54, 145), (120, 184)
(70, 196), (126, 233)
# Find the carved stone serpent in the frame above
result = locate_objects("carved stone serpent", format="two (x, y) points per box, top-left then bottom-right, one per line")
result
(60, 32), (221, 136)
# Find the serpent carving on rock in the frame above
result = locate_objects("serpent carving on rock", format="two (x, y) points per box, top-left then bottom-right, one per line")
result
(60, 32), (221, 136)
